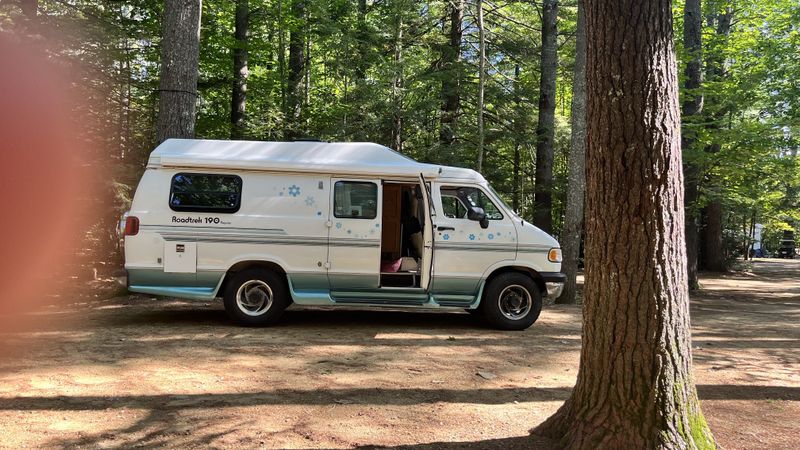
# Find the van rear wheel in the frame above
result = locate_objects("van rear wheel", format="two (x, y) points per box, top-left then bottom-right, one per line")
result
(223, 268), (290, 326)
(480, 272), (542, 330)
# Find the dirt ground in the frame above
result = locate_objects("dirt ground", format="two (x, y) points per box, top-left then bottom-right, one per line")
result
(0, 259), (798, 449)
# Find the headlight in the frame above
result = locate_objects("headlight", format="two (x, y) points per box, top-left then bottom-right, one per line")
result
(548, 248), (562, 263)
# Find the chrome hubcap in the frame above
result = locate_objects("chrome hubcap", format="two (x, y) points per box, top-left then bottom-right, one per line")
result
(498, 284), (532, 320)
(236, 280), (273, 316)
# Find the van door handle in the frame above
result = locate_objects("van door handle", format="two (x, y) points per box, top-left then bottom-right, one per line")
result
(436, 226), (455, 231)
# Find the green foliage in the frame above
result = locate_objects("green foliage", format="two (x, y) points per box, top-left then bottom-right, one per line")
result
(2, 0), (797, 248)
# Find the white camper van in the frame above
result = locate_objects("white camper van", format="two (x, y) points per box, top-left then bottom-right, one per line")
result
(123, 139), (564, 330)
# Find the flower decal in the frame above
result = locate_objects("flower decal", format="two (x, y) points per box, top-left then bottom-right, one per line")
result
(488, 233), (494, 240)
(468, 234), (476, 241)
(335, 222), (342, 229)
(305, 196), (315, 206)
(288, 185), (301, 197)
(443, 233), (450, 241)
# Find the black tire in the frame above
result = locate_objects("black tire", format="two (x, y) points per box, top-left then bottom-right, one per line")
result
(480, 272), (542, 330)
(223, 268), (290, 326)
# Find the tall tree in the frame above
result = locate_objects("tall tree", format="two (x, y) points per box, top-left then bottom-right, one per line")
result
(391, 6), (404, 152)
(700, 7), (732, 272)
(535, 0), (715, 447)
(557, 0), (586, 305)
(286, 0), (306, 139)
(355, 0), (369, 82)
(475, 0), (486, 171)
(532, 0), (558, 233)
(156, 0), (202, 143)
(439, 0), (463, 149)
(512, 63), (523, 212)
(230, 0), (249, 140)
(682, 0), (703, 288)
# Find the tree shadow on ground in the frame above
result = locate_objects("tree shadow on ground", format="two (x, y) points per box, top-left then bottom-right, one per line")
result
(360, 434), (557, 449)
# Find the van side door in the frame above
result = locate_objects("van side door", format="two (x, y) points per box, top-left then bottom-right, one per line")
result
(327, 178), (382, 290)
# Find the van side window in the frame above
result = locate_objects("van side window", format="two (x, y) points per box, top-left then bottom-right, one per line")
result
(169, 173), (243, 213)
(441, 195), (468, 219)
(440, 186), (503, 220)
(334, 181), (378, 219)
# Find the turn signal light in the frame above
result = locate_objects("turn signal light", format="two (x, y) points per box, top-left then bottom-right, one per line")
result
(124, 216), (140, 236)
(548, 248), (562, 263)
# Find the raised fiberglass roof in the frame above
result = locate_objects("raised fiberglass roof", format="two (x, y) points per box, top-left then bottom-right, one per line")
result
(147, 139), (483, 181)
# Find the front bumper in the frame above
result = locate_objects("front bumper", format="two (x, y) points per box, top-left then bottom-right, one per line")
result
(540, 272), (566, 302)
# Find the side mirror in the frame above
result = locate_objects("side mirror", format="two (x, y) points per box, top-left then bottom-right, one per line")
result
(468, 207), (490, 229)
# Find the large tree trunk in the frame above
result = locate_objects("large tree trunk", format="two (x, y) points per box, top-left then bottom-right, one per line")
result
(157, 0), (202, 144)
(230, 0), (249, 140)
(532, 0), (558, 234)
(535, 0), (715, 447)
(286, 0), (305, 139)
(682, 0), (703, 289)
(475, 0), (486, 171)
(556, 0), (586, 305)
(439, 0), (463, 149)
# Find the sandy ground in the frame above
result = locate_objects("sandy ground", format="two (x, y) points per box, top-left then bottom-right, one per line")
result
(0, 259), (798, 449)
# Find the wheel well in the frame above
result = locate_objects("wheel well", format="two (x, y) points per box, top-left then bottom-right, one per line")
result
(218, 261), (288, 297)
(484, 266), (546, 295)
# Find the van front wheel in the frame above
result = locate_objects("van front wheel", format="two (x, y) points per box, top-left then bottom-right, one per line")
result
(480, 273), (542, 330)
(223, 268), (290, 326)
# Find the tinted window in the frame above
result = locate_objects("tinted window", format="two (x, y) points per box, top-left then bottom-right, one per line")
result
(440, 186), (503, 220)
(334, 181), (377, 219)
(169, 173), (242, 213)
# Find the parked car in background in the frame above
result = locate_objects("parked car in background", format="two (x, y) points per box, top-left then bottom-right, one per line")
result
(778, 230), (796, 259)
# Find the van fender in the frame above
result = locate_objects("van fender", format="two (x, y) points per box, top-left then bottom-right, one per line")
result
(479, 260), (549, 297)
(213, 254), (293, 297)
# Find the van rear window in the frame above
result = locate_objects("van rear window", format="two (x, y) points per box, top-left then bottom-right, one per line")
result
(169, 173), (242, 213)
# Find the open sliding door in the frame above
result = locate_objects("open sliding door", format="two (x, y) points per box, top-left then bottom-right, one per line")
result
(418, 174), (434, 291)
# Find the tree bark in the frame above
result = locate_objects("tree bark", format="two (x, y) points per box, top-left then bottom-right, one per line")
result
(439, 0), (463, 148)
(157, 0), (202, 144)
(534, 0), (715, 447)
(230, 0), (249, 140)
(556, 0), (586, 305)
(682, 0), (703, 290)
(701, 199), (725, 271)
(286, 0), (305, 139)
(532, 0), (558, 234)
(475, 0), (486, 171)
